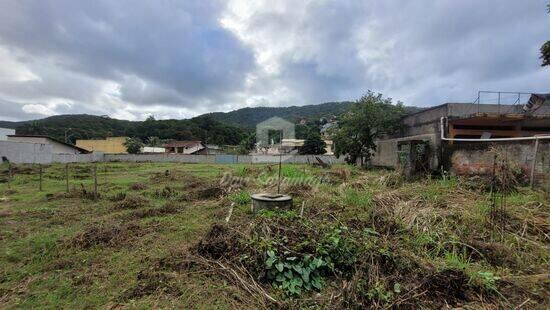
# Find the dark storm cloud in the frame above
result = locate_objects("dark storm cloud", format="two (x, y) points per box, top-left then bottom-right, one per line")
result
(0, 0), (254, 108)
(230, 0), (549, 106)
(0, 0), (548, 121)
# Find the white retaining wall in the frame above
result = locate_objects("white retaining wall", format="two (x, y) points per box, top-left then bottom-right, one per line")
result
(0, 145), (346, 164)
(0, 141), (53, 164)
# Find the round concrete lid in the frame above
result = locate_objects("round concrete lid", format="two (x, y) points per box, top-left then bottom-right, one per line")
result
(251, 193), (292, 202)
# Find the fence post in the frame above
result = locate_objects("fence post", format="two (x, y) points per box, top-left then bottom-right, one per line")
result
(65, 163), (69, 193)
(39, 163), (43, 191)
(7, 162), (11, 190)
(93, 163), (98, 200)
(530, 138), (540, 189)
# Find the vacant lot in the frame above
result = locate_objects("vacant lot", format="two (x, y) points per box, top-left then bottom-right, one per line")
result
(0, 162), (548, 308)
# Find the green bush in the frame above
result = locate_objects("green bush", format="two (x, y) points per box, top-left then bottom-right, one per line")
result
(265, 250), (326, 296)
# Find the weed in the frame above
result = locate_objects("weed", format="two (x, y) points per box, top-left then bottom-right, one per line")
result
(228, 190), (251, 205)
(70, 222), (147, 248)
(470, 271), (500, 292)
(129, 183), (148, 190)
(108, 192), (126, 202)
(114, 195), (149, 209)
(152, 186), (179, 199)
(443, 249), (470, 270)
(366, 282), (393, 303)
(265, 250), (326, 296)
(342, 189), (372, 209)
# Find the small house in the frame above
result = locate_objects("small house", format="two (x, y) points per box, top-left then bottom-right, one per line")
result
(0, 128), (15, 141)
(7, 135), (89, 154)
(164, 140), (206, 154)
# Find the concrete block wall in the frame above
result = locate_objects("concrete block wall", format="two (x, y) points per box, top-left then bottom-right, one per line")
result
(0, 152), (345, 165)
(0, 141), (53, 164)
(449, 140), (549, 181)
(371, 133), (439, 169)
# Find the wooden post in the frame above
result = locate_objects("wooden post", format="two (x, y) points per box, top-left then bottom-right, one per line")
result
(93, 164), (98, 200)
(7, 162), (11, 190)
(65, 163), (69, 193)
(39, 163), (43, 191)
(530, 138), (540, 189)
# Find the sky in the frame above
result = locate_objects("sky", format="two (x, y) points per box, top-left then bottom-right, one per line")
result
(0, 0), (548, 121)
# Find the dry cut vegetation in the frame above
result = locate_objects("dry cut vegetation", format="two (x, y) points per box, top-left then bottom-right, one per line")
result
(0, 162), (548, 308)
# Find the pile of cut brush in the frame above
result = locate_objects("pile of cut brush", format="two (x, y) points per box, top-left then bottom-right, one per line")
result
(153, 193), (546, 309)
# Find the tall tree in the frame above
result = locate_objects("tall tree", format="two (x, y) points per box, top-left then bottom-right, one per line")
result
(299, 128), (326, 155)
(146, 136), (163, 147)
(237, 132), (256, 154)
(333, 91), (405, 166)
(541, 4), (550, 66)
(123, 137), (144, 154)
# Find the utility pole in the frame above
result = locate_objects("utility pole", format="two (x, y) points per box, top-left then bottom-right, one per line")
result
(277, 131), (283, 194)
(530, 137), (540, 189)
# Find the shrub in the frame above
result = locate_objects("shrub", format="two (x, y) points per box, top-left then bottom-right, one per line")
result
(265, 250), (326, 296)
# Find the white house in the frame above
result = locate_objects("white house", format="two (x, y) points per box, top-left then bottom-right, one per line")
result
(7, 135), (89, 154)
(0, 128), (15, 141)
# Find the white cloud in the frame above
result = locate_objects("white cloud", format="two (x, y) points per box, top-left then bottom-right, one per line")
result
(0, 0), (548, 121)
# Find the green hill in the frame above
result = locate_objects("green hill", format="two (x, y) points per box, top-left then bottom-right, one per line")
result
(1, 101), (423, 145)
(207, 101), (356, 129)
(9, 114), (246, 146)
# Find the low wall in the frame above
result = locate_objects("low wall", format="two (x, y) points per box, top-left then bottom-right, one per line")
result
(0, 141), (53, 164)
(0, 146), (346, 165)
(104, 154), (345, 164)
(448, 140), (549, 181)
(371, 134), (439, 168)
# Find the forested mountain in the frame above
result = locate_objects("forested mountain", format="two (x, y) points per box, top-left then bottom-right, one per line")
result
(207, 101), (355, 129)
(7, 115), (246, 145)
(1, 101), (424, 145)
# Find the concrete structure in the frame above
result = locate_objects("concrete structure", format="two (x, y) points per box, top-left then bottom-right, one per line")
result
(371, 94), (550, 179)
(76, 137), (128, 153)
(204, 144), (224, 155)
(278, 138), (333, 155)
(0, 148), (346, 165)
(7, 135), (88, 154)
(256, 117), (295, 150)
(0, 128), (15, 141)
(164, 140), (205, 154)
(251, 193), (293, 212)
(0, 140), (54, 164)
(142, 146), (165, 153)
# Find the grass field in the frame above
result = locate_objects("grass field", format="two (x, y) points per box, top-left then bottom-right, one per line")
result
(0, 162), (548, 308)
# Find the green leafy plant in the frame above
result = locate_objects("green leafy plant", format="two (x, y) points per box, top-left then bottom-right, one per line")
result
(265, 250), (326, 296)
(342, 189), (372, 209)
(316, 226), (358, 273)
(443, 249), (470, 270)
(229, 190), (251, 205)
(471, 271), (500, 292)
(366, 282), (393, 302)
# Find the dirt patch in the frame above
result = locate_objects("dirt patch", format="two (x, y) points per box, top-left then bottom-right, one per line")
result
(467, 239), (517, 267)
(108, 192), (127, 202)
(129, 183), (148, 191)
(422, 269), (469, 305)
(284, 183), (312, 197)
(195, 223), (241, 259)
(125, 202), (181, 219)
(123, 270), (181, 299)
(0, 165), (37, 176)
(114, 195), (149, 210)
(149, 170), (184, 183)
(178, 184), (225, 201)
(3, 189), (17, 195)
(60, 184), (100, 200)
(152, 186), (179, 199)
(70, 222), (148, 248)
